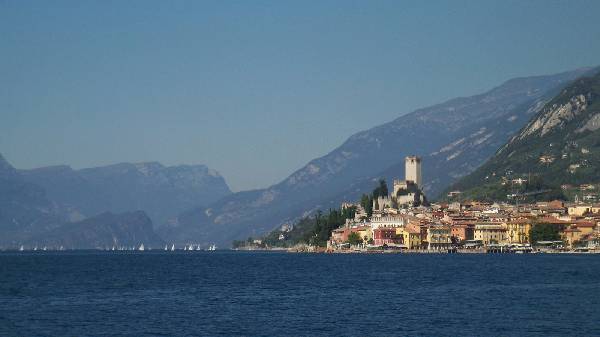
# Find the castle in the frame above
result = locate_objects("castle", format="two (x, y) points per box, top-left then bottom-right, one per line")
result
(373, 156), (426, 212)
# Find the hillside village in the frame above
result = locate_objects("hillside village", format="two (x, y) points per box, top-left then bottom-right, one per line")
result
(250, 156), (600, 253)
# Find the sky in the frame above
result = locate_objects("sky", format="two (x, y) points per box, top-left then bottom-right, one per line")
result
(1, 0), (600, 191)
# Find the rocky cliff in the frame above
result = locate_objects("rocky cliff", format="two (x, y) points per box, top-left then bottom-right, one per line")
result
(448, 68), (600, 200)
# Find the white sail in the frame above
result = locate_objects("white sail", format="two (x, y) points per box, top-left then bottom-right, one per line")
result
(139, 243), (145, 251)
(171, 244), (175, 251)
(19, 245), (24, 251)
(164, 245), (168, 251)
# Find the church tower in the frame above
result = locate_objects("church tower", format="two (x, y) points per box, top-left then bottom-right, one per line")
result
(405, 156), (422, 188)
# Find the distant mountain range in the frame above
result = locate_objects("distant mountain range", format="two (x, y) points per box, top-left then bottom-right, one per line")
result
(0, 154), (229, 248)
(0, 154), (65, 245)
(448, 68), (600, 200)
(25, 211), (164, 249)
(20, 162), (231, 226)
(161, 67), (595, 246)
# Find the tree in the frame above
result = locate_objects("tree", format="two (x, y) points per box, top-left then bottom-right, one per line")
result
(341, 205), (357, 219)
(347, 232), (362, 246)
(360, 193), (373, 217)
(232, 240), (246, 248)
(529, 223), (563, 243)
(372, 179), (389, 199)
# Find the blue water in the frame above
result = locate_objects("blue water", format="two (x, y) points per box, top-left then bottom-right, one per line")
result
(1, 251), (599, 336)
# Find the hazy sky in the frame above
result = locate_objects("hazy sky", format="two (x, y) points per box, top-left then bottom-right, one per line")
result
(2, 0), (600, 191)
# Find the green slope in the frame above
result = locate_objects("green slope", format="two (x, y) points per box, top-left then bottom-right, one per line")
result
(447, 69), (600, 202)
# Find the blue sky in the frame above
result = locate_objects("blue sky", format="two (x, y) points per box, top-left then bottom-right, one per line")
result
(2, 0), (600, 191)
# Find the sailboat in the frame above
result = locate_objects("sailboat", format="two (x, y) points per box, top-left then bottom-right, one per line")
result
(184, 245), (188, 251)
(164, 245), (168, 251)
(171, 244), (175, 251)
(208, 244), (216, 251)
(138, 243), (145, 251)
(196, 244), (201, 251)
(19, 245), (24, 251)
(34, 246), (38, 251)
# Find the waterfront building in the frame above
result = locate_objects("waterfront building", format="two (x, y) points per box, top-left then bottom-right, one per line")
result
(355, 225), (373, 243)
(331, 223), (373, 245)
(506, 219), (532, 244)
(474, 223), (508, 245)
(373, 227), (401, 246)
(562, 221), (596, 248)
(396, 223), (422, 249)
(450, 223), (475, 242)
(425, 224), (452, 250)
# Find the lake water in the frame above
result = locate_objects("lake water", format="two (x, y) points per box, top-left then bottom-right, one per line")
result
(1, 251), (599, 336)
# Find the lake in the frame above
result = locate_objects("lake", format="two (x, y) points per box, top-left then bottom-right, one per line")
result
(1, 251), (599, 336)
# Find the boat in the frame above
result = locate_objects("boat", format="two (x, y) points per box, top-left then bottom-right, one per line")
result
(34, 246), (38, 251)
(171, 244), (175, 251)
(184, 246), (187, 251)
(138, 243), (145, 251)
(196, 244), (201, 251)
(164, 245), (168, 251)
(208, 244), (216, 251)
(19, 245), (24, 251)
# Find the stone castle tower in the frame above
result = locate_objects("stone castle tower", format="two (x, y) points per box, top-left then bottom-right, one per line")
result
(405, 156), (422, 188)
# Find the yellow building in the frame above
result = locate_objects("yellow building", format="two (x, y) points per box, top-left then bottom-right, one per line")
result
(396, 224), (422, 249)
(355, 226), (373, 243)
(506, 220), (532, 244)
(474, 223), (508, 245)
(568, 205), (593, 216)
(562, 222), (597, 248)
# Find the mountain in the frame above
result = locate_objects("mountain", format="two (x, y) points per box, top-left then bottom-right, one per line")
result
(0, 154), (66, 245)
(20, 162), (231, 227)
(161, 67), (594, 246)
(25, 211), (164, 249)
(447, 68), (600, 200)
(0, 153), (229, 247)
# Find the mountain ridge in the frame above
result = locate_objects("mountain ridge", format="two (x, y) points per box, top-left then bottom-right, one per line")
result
(19, 160), (232, 227)
(0, 154), (230, 247)
(25, 210), (165, 249)
(162, 67), (594, 246)
(447, 68), (600, 200)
